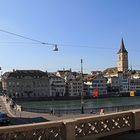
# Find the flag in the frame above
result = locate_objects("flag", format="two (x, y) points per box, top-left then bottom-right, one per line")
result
(92, 87), (99, 97)
(130, 91), (135, 96)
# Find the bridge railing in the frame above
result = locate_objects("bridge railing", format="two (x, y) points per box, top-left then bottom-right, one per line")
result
(0, 121), (66, 140)
(1, 110), (140, 140)
(74, 111), (133, 140)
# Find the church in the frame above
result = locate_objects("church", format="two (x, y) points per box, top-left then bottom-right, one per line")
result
(103, 38), (129, 77)
(117, 38), (128, 72)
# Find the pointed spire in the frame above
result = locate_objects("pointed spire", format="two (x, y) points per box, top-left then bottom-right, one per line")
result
(118, 38), (128, 54)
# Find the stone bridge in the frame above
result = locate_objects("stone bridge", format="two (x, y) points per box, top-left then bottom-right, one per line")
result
(0, 110), (140, 140)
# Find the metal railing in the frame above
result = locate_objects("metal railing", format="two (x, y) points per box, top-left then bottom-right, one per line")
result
(21, 104), (140, 115)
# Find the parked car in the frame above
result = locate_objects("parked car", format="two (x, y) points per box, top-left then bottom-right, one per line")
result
(0, 112), (10, 125)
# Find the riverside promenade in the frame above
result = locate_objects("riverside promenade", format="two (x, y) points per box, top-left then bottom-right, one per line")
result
(0, 95), (92, 124)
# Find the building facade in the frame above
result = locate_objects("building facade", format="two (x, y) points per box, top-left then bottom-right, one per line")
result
(48, 73), (65, 97)
(65, 72), (83, 97)
(92, 74), (107, 95)
(84, 74), (107, 96)
(2, 70), (50, 98)
(107, 76), (119, 92)
(129, 78), (140, 93)
(118, 72), (129, 92)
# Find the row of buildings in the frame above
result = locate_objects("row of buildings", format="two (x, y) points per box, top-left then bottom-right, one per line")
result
(1, 38), (140, 99)
(1, 69), (83, 98)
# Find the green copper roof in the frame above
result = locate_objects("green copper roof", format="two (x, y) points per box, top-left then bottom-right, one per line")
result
(117, 38), (128, 54)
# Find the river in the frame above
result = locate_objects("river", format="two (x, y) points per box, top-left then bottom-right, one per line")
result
(17, 96), (140, 110)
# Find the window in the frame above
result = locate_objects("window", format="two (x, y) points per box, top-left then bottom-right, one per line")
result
(9, 82), (11, 86)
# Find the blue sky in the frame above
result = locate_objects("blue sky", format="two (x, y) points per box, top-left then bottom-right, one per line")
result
(0, 0), (140, 73)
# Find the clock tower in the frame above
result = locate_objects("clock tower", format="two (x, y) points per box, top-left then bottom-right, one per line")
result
(117, 38), (128, 72)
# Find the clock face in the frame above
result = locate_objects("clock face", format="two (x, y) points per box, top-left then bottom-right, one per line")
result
(119, 55), (121, 60)
(124, 54), (127, 58)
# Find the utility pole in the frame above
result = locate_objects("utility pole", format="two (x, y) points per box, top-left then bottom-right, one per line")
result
(81, 59), (84, 114)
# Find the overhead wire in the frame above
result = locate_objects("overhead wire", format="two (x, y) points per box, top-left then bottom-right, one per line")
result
(0, 29), (54, 46)
(0, 29), (138, 52)
(0, 29), (117, 51)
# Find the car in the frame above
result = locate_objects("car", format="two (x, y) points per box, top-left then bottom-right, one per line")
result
(0, 112), (10, 125)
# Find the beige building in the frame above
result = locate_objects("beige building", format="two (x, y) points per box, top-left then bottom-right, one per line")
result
(48, 73), (65, 97)
(56, 70), (83, 97)
(67, 78), (83, 97)
(117, 38), (128, 72)
(65, 72), (83, 97)
(2, 70), (50, 98)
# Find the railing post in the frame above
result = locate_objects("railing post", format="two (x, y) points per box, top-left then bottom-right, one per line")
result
(132, 110), (140, 131)
(63, 119), (76, 140)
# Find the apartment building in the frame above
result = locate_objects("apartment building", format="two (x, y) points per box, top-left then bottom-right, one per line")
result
(48, 73), (65, 97)
(2, 70), (50, 98)
(84, 73), (107, 96)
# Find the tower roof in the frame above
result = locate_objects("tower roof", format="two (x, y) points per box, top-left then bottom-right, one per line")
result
(117, 38), (128, 54)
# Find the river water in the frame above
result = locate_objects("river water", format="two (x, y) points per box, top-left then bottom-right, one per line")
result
(17, 96), (140, 110)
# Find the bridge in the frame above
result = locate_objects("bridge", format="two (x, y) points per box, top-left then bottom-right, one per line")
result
(0, 109), (140, 140)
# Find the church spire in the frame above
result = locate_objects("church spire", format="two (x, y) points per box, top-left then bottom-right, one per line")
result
(117, 38), (128, 72)
(117, 38), (128, 54)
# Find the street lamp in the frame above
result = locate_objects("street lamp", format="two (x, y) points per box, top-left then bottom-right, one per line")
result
(0, 29), (59, 52)
(53, 44), (58, 51)
(81, 59), (84, 114)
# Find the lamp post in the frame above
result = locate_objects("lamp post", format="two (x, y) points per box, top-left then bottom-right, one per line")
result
(81, 59), (84, 114)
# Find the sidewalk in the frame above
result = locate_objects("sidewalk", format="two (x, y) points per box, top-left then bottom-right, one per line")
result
(0, 96), (92, 123)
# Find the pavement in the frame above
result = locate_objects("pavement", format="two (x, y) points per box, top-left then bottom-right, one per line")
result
(0, 96), (93, 125)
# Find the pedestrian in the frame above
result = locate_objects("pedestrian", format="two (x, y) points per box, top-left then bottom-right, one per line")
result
(100, 108), (105, 115)
(50, 108), (53, 115)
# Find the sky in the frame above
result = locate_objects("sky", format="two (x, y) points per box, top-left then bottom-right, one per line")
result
(0, 0), (140, 73)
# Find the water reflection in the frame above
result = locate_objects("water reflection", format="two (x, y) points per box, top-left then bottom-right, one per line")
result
(18, 96), (140, 110)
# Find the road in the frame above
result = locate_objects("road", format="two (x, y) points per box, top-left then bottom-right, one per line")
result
(0, 96), (92, 125)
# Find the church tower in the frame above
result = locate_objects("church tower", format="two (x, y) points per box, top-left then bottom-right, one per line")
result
(117, 38), (128, 72)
